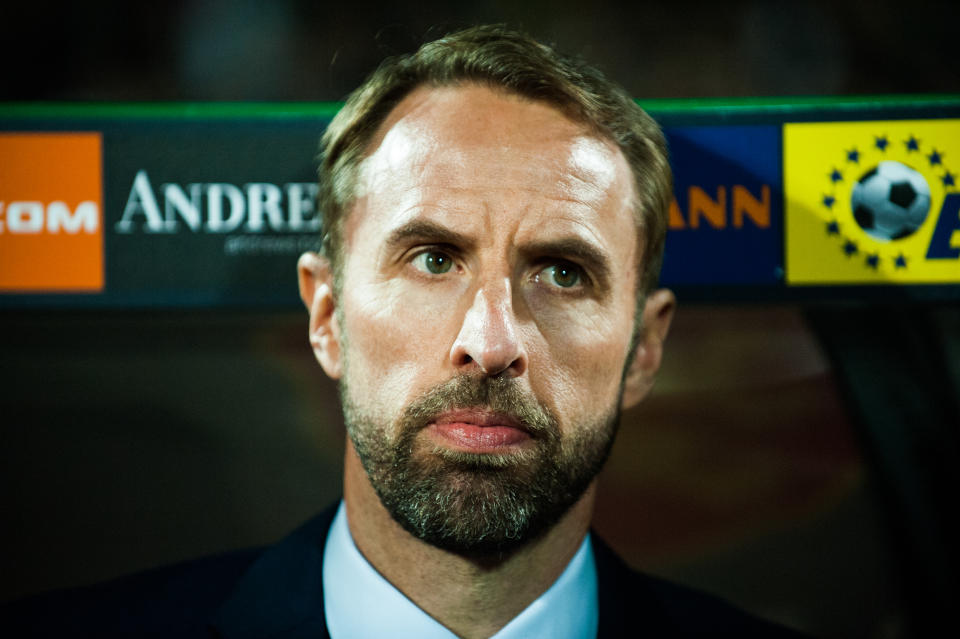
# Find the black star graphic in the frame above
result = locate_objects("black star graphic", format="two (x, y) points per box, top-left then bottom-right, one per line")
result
(875, 136), (889, 151)
(826, 220), (840, 235)
(843, 240), (858, 256)
(829, 168), (843, 183)
(928, 149), (943, 166)
(943, 171), (956, 188)
(866, 254), (879, 269)
(905, 136), (920, 152)
(823, 195), (836, 209)
(846, 148), (860, 163)
(894, 254), (908, 269)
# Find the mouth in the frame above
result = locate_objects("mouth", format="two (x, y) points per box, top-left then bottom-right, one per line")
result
(426, 408), (533, 453)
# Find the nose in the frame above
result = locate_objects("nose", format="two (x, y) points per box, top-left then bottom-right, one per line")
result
(449, 280), (528, 378)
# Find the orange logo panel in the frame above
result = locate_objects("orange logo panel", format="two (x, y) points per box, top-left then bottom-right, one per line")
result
(0, 132), (104, 292)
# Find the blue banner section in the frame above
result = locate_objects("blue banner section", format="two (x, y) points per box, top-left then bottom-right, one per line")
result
(660, 126), (782, 286)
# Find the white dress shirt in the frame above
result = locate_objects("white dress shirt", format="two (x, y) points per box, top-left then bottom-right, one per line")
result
(322, 501), (598, 638)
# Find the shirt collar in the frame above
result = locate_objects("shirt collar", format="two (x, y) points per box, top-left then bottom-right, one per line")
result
(323, 501), (598, 639)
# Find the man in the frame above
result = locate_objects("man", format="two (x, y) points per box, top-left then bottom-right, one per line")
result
(5, 25), (806, 638)
(296, 23), (674, 638)
(288, 24), (804, 639)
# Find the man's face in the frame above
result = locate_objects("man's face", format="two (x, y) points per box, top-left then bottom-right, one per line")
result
(308, 84), (652, 554)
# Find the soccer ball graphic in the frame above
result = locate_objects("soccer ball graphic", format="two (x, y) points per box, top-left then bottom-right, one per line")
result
(850, 161), (931, 241)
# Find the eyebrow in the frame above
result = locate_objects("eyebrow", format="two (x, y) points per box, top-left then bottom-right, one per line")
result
(522, 237), (613, 290)
(383, 218), (614, 288)
(384, 219), (476, 253)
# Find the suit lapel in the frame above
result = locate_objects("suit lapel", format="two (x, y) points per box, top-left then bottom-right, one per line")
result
(213, 510), (654, 638)
(211, 505), (338, 639)
(592, 532), (674, 638)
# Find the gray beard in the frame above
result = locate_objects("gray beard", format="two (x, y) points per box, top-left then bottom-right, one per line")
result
(341, 373), (620, 557)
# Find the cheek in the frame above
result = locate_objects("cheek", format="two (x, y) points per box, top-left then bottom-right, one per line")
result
(526, 306), (634, 426)
(340, 278), (459, 413)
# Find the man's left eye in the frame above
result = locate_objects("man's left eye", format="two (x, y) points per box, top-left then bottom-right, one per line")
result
(539, 262), (582, 288)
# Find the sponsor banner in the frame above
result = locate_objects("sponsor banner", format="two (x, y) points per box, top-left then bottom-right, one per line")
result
(785, 119), (960, 284)
(0, 120), (785, 305)
(662, 125), (782, 285)
(2, 103), (957, 307)
(0, 132), (103, 292)
(102, 121), (326, 304)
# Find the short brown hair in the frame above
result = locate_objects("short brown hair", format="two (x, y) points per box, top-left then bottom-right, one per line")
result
(317, 24), (671, 295)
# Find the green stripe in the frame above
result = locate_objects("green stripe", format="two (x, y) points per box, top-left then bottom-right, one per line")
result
(637, 94), (960, 112)
(1, 95), (958, 120)
(0, 102), (343, 119)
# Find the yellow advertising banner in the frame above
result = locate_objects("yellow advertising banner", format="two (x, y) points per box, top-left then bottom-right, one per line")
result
(785, 119), (960, 284)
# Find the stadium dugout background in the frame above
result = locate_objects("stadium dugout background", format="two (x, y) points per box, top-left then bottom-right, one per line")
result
(1, 2), (959, 637)
(2, 95), (958, 639)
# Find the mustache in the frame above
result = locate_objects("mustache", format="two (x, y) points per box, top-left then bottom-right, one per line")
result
(401, 374), (558, 439)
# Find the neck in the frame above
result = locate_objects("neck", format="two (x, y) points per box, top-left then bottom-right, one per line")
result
(342, 440), (595, 639)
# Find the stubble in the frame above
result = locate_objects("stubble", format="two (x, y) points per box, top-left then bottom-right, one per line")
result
(340, 373), (620, 557)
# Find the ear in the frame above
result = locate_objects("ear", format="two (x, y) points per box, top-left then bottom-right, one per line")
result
(621, 288), (675, 410)
(297, 251), (342, 380)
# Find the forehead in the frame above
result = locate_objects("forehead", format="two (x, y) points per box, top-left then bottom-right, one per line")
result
(347, 84), (638, 265)
(360, 84), (629, 197)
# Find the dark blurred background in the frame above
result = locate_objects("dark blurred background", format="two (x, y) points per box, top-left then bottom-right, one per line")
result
(2, 0), (959, 102)
(2, 2), (959, 639)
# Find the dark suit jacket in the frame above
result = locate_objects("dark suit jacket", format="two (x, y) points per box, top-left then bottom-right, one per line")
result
(3, 504), (808, 637)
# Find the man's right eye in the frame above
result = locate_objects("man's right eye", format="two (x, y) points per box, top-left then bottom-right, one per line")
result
(411, 250), (454, 275)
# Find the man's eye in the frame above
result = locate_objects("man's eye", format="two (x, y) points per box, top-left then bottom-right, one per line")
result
(412, 250), (454, 275)
(540, 262), (582, 288)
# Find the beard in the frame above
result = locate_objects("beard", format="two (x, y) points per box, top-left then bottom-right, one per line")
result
(340, 373), (620, 557)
